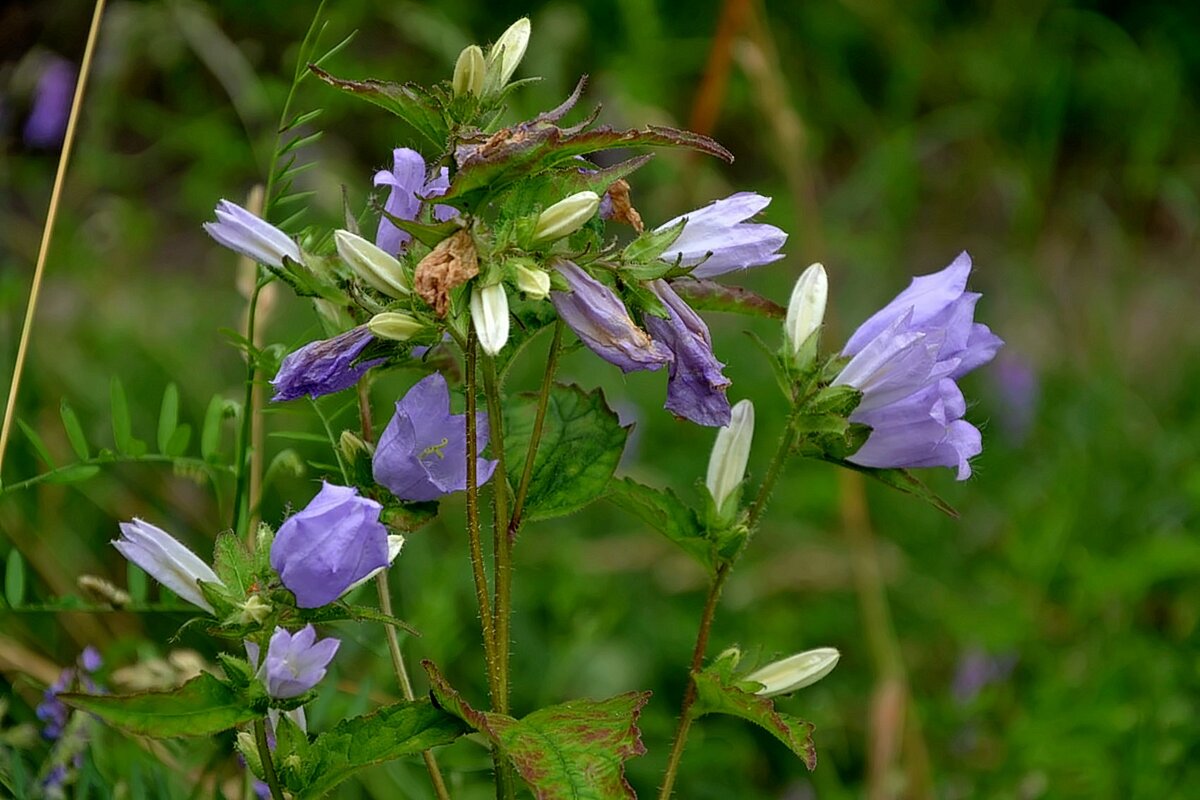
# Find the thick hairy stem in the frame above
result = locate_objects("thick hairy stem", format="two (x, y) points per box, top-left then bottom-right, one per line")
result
(254, 718), (286, 800)
(481, 356), (511, 712)
(465, 335), (499, 695)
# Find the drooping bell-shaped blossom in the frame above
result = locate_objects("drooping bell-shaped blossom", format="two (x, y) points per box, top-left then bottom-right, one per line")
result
(373, 373), (498, 501)
(270, 482), (394, 608)
(271, 326), (384, 402)
(833, 252), (1003, 479)
(550, 260), (671, 373)
(247, 625), (339, 700)
(644, 279), (732, 427)
(656, 193), (786, 279)
(374, 148), (457, 255)
(112, 520), (225, 613)
(203, 200), (301, 269)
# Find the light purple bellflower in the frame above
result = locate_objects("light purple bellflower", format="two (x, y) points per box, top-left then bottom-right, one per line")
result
(246, 625), (339, 700)
(270, 482), (391, 608)
(644, 280), (732, 426)
(112, 519), (223, 613)
(373, 373), (498, 502)
(271, 326), (384, 402)
(833, 252), (1003, 479)
(203, 200), (301, 269)
(657, 193), (787, 278)
(550, 260), (671, 373)
(374, 148), (457, 255)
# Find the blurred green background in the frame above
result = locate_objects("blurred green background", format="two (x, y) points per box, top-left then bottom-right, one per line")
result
(2, 0), (1199, 797)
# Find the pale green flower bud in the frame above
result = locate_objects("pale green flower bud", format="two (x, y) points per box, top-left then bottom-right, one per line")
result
(744, 647), (840, 697)
(338, 430), (375, 463)
(705, 399), (754, 517)
(532, 191), (601, 243)
(367, 311), (423, 342)
(471, 283), (510, 356)
(236, 594), (272, 626)
(334, 229), (410, 298)
(785, 263), (827, 363)
(453, 44), (487, 96)
(486, 18), (531, 91)
(514, 262), (551, 300)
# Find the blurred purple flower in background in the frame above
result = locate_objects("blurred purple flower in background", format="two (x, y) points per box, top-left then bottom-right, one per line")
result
(989, 351), (1039, 444)
(644, 279), (732, 427)
(271, 326), (383, 402)
(37, 647), (102, 741)
(248, 625), (339, 700)
(656, 192), (786, 278)
(374, 147), (457, 255)
(24, 56), (75, 148)
(952, 646), (1018, 704)
(270, 482), (392, 608)
(373, 373), (497, 501)
(834, 252), (1003, 479)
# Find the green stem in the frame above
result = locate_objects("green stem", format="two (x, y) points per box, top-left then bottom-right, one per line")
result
(658, 412), (802, 798)
(254, 718), (286, 800)
(464, 335), (499, 695)
(508, 321), (564, 539)
(231, 280), (264, 538)
(480, 356), (511, 713)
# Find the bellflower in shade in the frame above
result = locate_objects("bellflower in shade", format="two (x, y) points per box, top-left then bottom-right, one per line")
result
(374, 148), (457, 255)
(252, 626), (339, 700)
(657, 192), (787, 279)
(24, 56), (75, 148)
(833, 252), (1004, 479)
(112, 520), (223, 613)
(373, 373), (498, 501)
(203, 200), (301, 269)
(271, 326), (384, 402)
(270, 482), (392, 608)
(550, 260), (671, 373)
(644, 280), (732, 427)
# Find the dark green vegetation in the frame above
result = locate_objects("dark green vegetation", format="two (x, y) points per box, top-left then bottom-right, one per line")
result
(2, 1), (1198, 797)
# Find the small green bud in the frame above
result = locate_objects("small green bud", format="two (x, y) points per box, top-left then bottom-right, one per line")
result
(532, 191), (601, 243)
(513, 262), (551, 300)
(367, 311), (423, 342)
(236, 595), (272, 626)
(335, 229), (410, 298)
(705, 399), (755, 519)
(486, 18), (531, 92)
(453, 44), (487, 96)
(339, 430), (374, 462)
(744, 647), (840, 697)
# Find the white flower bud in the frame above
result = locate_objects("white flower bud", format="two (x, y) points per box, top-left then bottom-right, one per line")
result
(111, 519), (225, 614)
(486, 18), (531, 90)
(744, 647), (840, 697)
(705, 399), (754, 517)
(236, 595), (272, 626)
(532, 191), (601, 243)
(334, 229), (410, 298)
(785, 263), (827, 359)
(453, 44), (487, 96)
(367, 311), (423, 342)
(471, 283), (511, 356)
(514, 262), (551, 300)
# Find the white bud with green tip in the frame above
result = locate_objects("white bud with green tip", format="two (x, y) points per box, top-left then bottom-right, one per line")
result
(368, 311), (423, 342)
(335, 229), (410, 298)
(532, 191), (601, 243)
(744, 647), (840, 697)
(453, 44), (486, 96)
(486, 18), (531, 92)
(471, 282), (511, 356)
(705, 399), (755, 518)
(514, 262), (551, 300)
(785, 263), (827, 365)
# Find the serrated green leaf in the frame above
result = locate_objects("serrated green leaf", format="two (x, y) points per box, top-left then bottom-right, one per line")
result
(157, 384), (180, 454)
(804, 384), (861, 417)
(425, 662), (649, 800)
(60, 673), (258, 738)
(44, 464), (102, 484)
(504, 384), (628, 522)
(309, 66), (448, 149)
(623, 217), (686, 264)
(670, 279), (786, 319)
(291, 700), (469, 798)
(692, 665), (817, 770)
(211, 532), (253, 598)
(110, 377), (133, 454)
(59, 399), (89, 460)
(606, 477), (715, 572)
(5, 550), (26, 607)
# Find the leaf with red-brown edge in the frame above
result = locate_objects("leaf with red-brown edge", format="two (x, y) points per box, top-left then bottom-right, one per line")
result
(425, 661), (651, 799)
(669, 279), (786, 319)
(308, 66), (448, 149)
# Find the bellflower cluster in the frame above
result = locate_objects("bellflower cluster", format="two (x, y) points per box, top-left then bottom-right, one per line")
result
(271, 326), (383, 402)
(833, 252), (1003, 479)
(112, 520), (225, 613)
(373, 373), (498, 501)
(374, 148), (457, 255)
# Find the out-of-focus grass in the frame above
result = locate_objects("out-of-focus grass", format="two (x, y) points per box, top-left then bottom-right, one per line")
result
(1, 0), (1198, 797)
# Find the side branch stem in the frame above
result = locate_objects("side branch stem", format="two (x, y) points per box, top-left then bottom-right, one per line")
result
(254, 718), (286, 800)
(508, 321), (564, 538)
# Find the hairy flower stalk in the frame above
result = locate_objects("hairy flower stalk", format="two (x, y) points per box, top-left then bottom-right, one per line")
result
(112, 520), (224, 613)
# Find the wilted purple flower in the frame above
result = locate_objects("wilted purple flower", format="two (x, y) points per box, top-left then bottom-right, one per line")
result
(550, 260), (671, 373)
(657, 193), (787, 278)
(271, 326), (384, 402)
(834, 252), (1003, 479)
(270, 482), (392, 608)
(256, 625), (339, 700)
(203, 200), (301, 269)
(24, 56), (75, 148)
(373, 373), (498, 501)
(112, 519), (224, 613)
(644, 280), (732, 427)
(374, 148), (457, 255)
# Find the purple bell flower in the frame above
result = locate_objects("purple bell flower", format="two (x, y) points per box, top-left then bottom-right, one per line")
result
(549, 260), (672, 373)
(271, 326), (384, 402)
(834, 252), (1003, 479)
(374, 148), (457, 255)
(644, 280), (732, 427)
(203, 200), (301, 269)
(270, 482), (392, 608)
(247, 625), (339, 700)
(656, 192), (786, 278)
(373, 373), (498, 502)
(24, 56), (75, 148)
